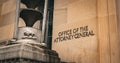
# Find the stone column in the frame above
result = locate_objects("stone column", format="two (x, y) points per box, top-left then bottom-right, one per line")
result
(98, 0), (120, 63)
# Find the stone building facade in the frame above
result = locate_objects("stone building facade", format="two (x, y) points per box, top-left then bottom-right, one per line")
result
(0, 0), (120, 63)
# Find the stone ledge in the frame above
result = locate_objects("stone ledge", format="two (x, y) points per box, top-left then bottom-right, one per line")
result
(0, 43), (60, 63)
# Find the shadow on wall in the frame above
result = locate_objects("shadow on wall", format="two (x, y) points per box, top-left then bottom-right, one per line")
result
(61, 62), (76, 63)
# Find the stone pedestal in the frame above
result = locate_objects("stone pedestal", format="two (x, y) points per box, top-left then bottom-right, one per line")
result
(0, 41), (60, 63)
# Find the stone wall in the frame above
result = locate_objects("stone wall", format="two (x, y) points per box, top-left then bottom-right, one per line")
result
(52, 0), (98, 63)
(0, 0), (16, 41)
(0, 0), (119, 63)
(52, 0), (120, 63)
